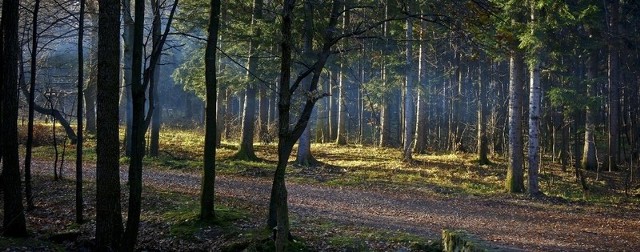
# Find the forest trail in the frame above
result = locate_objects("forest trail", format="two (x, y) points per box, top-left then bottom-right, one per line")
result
(133, 167), (640, 251)
(37, 160), (640, 251)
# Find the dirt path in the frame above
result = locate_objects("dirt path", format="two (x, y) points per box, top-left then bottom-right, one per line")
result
(35, 161), (640, 251)
(131, 167), (640, 251)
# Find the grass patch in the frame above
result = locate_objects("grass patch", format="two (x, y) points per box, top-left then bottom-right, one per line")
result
(27, 126), (640, 205)
(302, 217), (440, 251)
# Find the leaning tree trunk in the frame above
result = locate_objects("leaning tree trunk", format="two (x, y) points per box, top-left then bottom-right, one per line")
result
(506, 50), (525, 193)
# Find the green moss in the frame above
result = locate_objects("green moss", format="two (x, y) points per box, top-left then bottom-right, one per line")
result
(442, 229), (487, 252)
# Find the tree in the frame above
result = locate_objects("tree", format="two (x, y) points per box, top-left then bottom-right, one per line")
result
(527, 3), (542, 196)
(24, 0), (42, 211)
(85, 0), (98, 134)
(295, 0), (317, 166)
(149, 0), (163, 157)
(122, 0), (134, 156)
(506, 49), (525, 193)
(477, 59), (489, 165)
(606, 0), (619, 172)
(123, 0), (178, 248)
(403, 13), (415, 162)
(335, 6), (350, 146)
(582, 49), (598, 171)
(76, 0), (86, 224)
(234, 0), (263, 161)
(414, 19), (428, 154)
(1, 0), (28, 237)
(201, 0), (220, 221)
(268, 0), (343, 248)
(95, 0), (124, 249)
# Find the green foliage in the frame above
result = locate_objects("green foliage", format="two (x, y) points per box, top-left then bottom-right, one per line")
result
(548, 87), (601, 115)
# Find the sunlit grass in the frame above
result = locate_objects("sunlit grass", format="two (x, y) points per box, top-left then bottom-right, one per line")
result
(25, 125), (640, 206)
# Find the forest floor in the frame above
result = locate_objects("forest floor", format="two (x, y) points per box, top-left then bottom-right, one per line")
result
(3, 127), (640, 251)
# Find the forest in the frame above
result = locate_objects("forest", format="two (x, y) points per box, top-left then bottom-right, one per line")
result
(1, 0), (640, 251)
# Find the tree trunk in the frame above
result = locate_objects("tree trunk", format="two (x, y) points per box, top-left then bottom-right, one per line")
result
(335, 7), (350, 146)
(607, 0), (620, 172)
(414, 20), (428, 154)
(24, 0), (42, 211)
(477, 62), (489, 165)
(149, 0), (162, 157)
(582, 50), (598, 171)
(1, 0), (28, 237)
(95, 0), (124, 248)
(216, 86), (226, 147)
(268, 1), (342, 249)
(403, 15), (415, 162)
(121, 0), (134, 156)
(76, 0), (86, 224)
(85, 0), (98, 134)
(336, 65), (348, 145)
(506, 50), (525, 193)
(527, 55), (541, 196)
(527, 6), (541, 195)
(201, 0), (220, 221)
(235, 0), (262, 160)
(295, 0), (316, 166)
